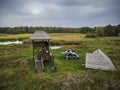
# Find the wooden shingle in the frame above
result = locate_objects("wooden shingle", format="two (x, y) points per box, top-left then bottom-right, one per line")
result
(30, 30), (51, 40)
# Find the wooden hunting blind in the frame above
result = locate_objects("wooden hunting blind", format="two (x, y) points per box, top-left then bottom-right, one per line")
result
(30, 30), (54, 73)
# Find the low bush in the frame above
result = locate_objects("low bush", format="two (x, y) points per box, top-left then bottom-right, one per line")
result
(85, 33), (97, 38)
(118, 33), (120, 37)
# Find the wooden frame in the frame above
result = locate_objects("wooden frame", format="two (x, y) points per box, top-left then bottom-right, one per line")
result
(30, 31), (54, 73)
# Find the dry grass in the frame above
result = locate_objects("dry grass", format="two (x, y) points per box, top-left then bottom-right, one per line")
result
(0, 34), (31, 40)
(50, 33), (86, 41)
(0, 33), (86, 41)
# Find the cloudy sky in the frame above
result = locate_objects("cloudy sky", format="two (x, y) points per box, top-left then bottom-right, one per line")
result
(0, 0), (120, 27)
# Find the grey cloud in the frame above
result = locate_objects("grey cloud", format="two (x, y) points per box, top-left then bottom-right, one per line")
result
(0, 0), (120, 27)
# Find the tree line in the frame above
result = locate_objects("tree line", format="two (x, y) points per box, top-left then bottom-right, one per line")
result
(0, 26), (79, 34)
(95, 24), (120, 36)
(0, 24), (120, 36)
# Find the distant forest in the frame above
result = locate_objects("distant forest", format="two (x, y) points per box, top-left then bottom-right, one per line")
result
(0, 24), (120, 36)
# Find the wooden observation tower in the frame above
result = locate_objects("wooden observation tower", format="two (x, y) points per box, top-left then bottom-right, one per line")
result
(30, 30), (54, 73)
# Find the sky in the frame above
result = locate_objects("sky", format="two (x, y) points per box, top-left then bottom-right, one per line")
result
(0, 0), (120, 27)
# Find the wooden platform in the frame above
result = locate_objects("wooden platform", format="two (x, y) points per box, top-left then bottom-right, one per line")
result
(85, 49), (116, 71)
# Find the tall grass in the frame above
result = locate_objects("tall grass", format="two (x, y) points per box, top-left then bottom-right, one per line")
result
(0, 34), (31, 41)
(0, 33), (120, 90)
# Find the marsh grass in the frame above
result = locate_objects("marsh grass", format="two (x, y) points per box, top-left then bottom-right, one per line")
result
(0, 33), (120, 90)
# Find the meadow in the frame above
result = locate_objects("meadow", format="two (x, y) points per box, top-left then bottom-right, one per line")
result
(0, 33), (120, 90)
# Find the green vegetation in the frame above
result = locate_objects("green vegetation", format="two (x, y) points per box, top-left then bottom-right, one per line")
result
(0, 34), (31, 41)
(96, 24), (120, 36)
(0, 33), (120, 90)
(85, 33), (97, 38)
(0, 24), (120, 37)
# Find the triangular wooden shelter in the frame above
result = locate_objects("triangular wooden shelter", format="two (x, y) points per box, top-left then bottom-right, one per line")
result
(85, 49), (116, 71)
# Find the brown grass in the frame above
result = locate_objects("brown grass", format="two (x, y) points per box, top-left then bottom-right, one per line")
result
(50, 33), (86, 41)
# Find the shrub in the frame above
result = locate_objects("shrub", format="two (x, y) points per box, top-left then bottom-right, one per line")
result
(118, 33), (120, 37)
(85, 33), (97, 38)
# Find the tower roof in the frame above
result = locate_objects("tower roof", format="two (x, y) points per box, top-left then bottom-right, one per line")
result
(30, 30), (51, 40)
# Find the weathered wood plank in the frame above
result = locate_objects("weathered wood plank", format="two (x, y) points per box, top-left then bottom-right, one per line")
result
(85, 49), (116, 71)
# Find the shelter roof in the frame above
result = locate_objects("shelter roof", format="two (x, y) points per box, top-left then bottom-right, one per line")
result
(30, 30), (51, 40)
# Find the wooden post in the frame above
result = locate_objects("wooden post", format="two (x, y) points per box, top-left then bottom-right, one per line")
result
(52, 55), (54, 66)
(32, 40), (36, 72)
(48, 40), (50, 57)
(32, 40), (34, 61)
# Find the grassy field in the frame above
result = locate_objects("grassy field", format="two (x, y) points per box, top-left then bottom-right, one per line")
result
(0, 33), (120, 90)
(0, 33), (86, 41)
(0, 34), (31, 41)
